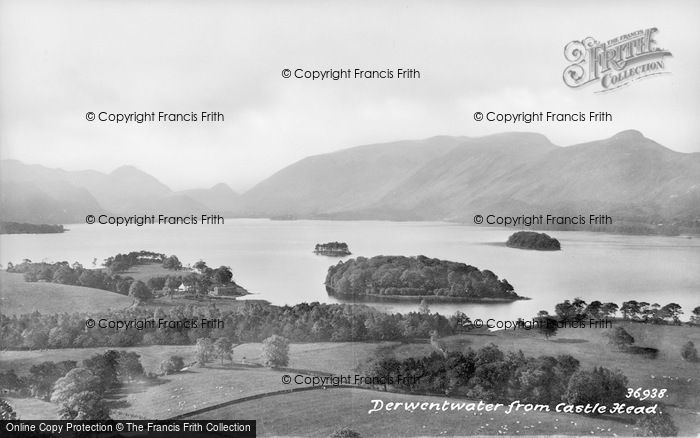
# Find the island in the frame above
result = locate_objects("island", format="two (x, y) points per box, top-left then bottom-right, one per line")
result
(0, 221), (65, 234)
(314, 241), (352, 257)
(325, 255), (522, 302)
(506, 231), (561, 251)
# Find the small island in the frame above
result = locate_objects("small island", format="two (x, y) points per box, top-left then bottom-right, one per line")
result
(506, 231), (561, 251)
(0, 221), (65, 234)
(325, 255), (522, 302)
(314, 242), (351, 257)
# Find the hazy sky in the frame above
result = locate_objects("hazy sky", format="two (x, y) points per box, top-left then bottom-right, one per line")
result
(1, 0), (699, 192)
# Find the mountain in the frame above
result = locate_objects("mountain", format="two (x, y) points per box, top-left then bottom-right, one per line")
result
(177, 183), (240, 214)
(4, 130), (699, 232)
(237, 136), (467, 217)
(239, 131), (700, 231)
(0, 161), (228, 223)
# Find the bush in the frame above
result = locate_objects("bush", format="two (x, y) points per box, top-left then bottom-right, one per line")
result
(607, 327), (634, 350)
(160, 355), (185, 375)
(329, 427), (361, 438)
(634, 410), (678, 436)
(627, 346), (659, 359)
(262, 335), (289, 367)
(680, 341), (698, 362)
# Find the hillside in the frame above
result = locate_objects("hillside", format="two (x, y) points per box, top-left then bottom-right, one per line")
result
(0, 271), (133, 315)
(3, 130), (699, 231)
(237, 136), (467, 218)
(239, 131), (700, 231)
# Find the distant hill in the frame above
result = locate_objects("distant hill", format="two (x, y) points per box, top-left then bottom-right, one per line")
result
(237, 136), (467, 218)
(0, 161), (236, 223)
(238, 131), (700, 233)
(3, 130), (699, 232)
(177, 183), (240, 215)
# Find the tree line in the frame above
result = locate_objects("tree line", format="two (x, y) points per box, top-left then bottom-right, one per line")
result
(546, 298), (695, 325)
(6, 257), (237, 299)
(0, 222), (65, 234)
(0, 302), (453, 350)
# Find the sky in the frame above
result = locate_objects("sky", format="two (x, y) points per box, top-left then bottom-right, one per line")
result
(1, 0), (699, 192)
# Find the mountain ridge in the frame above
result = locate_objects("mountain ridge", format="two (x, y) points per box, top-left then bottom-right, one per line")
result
(2, 131), (699, 234)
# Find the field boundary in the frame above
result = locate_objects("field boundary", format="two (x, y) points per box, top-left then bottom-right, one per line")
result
(167, 384), (364, 420)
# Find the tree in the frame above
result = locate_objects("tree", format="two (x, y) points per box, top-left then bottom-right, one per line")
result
(52, 265), (77, 285)
(600, 302), (619, 318)
(214, 337), (233, 364)
(262, 335), (289, 367)
(116, 352), (144, 381)
(621, 301), (641, 320)
(565, 367), (627, 406)
(160, 356), (185, 375)
(83, 351), (119, 393)
(585, 300), (603, 319)
(128, 280), (153, 305)
(659, 303), (683, 325)
(50, 368), (109, 420)
(607, 327), (634, 350)
(691, 306), (700, 325)
(165, 276), (181, 291)
(0, 399), (18, 420)
(195, 338), (215, 367)
(680, 341), (698, 362)
(418, 298), (430, 315)
(28, 361), (77, 400)
(212, 266), (233, 284)
(534, 315), (558, 340)
(162, 255), (182, 270)
(193, 260), (210, 274)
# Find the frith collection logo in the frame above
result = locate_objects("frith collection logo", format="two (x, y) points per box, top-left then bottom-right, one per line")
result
(563, 28), (672, 92)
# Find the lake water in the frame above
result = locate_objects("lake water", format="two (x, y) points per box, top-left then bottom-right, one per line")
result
(1, 219), (698, 321)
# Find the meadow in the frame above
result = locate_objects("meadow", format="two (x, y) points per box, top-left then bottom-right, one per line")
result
(191, 387), (635, 437)
(0, 271), (133, 315)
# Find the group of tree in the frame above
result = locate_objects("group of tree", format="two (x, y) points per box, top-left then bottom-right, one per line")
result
(193, 337), (235, 366)
(314, 242), (352, 256)
(550, 298), (694, 326)
(0, 302), (453, 351)
(362, 343), (623, 406)
(362, 343), (677, 435)
(325, 255), (519, 300)
(0, 350), (145, 420)
(0, 221), (64, 234)
(103, 251), (167, 273)
(506, 231), (561, 251)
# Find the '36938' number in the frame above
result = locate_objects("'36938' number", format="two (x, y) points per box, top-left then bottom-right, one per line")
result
(625, 388), (667, 400)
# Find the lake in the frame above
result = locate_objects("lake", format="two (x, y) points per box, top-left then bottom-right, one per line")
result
(1, 219), (698, 321)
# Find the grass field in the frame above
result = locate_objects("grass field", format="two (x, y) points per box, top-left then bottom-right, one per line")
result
(233, 342), (398, 375)
(0, 342), (387, 375)
(118, 263), (181, 282)
(0, 271), (133, 315)
(4, 396), (60, 420)
(191, 387), (635, 437)
(113, 366), (315, 420)
(2, 319), (699, 434)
